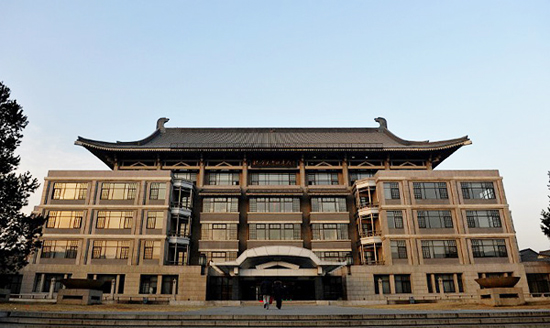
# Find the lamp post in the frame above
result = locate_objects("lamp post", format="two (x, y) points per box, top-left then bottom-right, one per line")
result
(199, 254), (207, 276)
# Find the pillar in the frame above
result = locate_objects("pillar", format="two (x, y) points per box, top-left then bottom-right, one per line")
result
(315, 277), (324, 300)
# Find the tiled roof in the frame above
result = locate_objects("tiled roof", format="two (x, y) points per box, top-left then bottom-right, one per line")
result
(76, 123), (471, 152)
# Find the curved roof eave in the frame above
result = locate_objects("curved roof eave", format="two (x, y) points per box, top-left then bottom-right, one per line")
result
(75, 138), (472, 153)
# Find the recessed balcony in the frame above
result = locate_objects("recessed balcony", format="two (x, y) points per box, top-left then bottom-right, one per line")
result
(359, 230), (382, 245)
(358, 207), (379, 217)
(168, 235), (190, 245)
(355, 179), (376, 190)
(172, 179), (194, 189)
(170, 206), (192, 217)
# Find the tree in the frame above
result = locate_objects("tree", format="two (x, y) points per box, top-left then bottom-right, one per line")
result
(541, 172), (550, 239)
(0, 81), (45, 275)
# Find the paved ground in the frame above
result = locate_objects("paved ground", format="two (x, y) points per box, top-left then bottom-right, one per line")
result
(184, 304), (550, 316)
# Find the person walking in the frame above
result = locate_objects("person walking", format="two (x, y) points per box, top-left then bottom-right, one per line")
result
(273, 280), (284, 310)
(260, 279), (272, 309)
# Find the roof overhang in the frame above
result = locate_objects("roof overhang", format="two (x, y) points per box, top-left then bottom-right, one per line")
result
(210, 246), (345, 277)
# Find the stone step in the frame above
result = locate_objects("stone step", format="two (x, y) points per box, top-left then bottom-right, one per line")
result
(1, 311), (550, 328)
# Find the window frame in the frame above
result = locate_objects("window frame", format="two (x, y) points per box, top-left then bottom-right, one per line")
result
(100, 182), (138, 200)
(413, 182), (449, 200)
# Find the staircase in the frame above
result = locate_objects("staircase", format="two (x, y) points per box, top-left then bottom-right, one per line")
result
(2, 310), (550, 327)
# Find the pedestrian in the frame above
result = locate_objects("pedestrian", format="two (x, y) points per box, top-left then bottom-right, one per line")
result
(273, 280), (284, 310)
(260, 279), (272, 309)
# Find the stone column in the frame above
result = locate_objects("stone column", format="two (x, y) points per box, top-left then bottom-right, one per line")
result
(48, 278), (56, 299)
(110, 279), (116, 300)
(232, 277), (240, 301)
(378, 278), (384, 295)
(342, 158), (349, 187)
(172, 279), (177, 300)
(315, 277), (324, 300)
(438, 277), (444, 297)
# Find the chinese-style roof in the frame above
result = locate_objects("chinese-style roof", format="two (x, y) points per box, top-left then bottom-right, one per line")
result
(76, 117), (470, 152)
(75, 117), (471, 168)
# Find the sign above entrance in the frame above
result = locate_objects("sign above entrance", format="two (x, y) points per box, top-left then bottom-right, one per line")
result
(250, 159), (297, 168)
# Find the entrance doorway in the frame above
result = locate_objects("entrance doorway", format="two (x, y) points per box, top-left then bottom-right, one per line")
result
(240, 277), (316, 301)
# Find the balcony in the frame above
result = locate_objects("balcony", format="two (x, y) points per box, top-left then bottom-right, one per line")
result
(364, 260), (385, 266)
(355, 179), (376, 190)
(172, 179), (193, 189)
(359, 230), (382, 245)
(168, 234), (190, 245)
(358, 206), (379, 217)
(170, 204), (191, 217)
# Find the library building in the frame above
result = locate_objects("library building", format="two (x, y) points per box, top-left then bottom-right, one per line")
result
(11, 117), (550, 302)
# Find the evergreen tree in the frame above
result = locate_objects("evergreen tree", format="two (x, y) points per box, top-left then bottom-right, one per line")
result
(0, 81), (45, 274)
(541, 172), (550, 239)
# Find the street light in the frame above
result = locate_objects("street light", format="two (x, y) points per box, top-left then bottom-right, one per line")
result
(199, 254), (207, 275)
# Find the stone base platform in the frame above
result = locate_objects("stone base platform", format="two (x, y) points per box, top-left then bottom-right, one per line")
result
(478, 287), (525, 306)
(57, 289), (103, 305)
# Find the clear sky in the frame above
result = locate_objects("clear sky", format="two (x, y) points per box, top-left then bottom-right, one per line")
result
(1, 1), (549, 250)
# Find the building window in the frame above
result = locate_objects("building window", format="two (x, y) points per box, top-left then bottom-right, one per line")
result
(471, 239), (508, 258)
(96, 211), (133, 229)
(201, 224), (238, 240)
(249, 223), (301, 240)
(149, 182), (167, 200)
(206, 172), (240, 186)
(417, 210), (453, 229)
(46, 211), (83, 229)
(374, 275), (390, 294)
(202, 197), (238, 213)
(421, 240), (458, 259)
(311, 224), (349, 240)
(33, 273), (70, 293)
(140, 275), (158, 294)
(92, 240), (130, 259)
(391, 240), (408, 259)
(311, 197), (347, 212)
(201, 251), (238, 263)
(100, 182), (137, 200)
(161, 275), (178, 294)
(466, 210), (502, 228)
(314, 251), (351, 262)
(413, 182), (448, 200)
(143, 240), (161, 260)
(462, 182), (496, 200)
(146, 211), (164, 230)
(307, 172), (339, 185)
(387, 211), (404, 229)
(86, 274), (125, 294)
(173, 172), (198, 183)
(41, 240), (78, 259)
(0, 274), (23, 294)
(384, 182), (400, 199)
(249, 197), (300, 213)
(249, 172), (296, 185)
(394, 275), (412, 293)
(427, 273), (463, 293)
(526, 274), (550, 294)
(52, 182), (88, 200)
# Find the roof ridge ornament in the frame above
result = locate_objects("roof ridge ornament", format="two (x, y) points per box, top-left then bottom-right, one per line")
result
(156, 117), (169, 133)
(375, 117), (387, 130)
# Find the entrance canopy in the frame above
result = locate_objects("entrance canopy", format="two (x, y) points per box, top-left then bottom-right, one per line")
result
(210, 246), (345, 277)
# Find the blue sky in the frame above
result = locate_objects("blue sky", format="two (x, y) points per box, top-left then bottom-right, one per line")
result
(1, 1), (549, 250)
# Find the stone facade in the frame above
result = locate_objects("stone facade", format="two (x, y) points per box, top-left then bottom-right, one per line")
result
(15, 119), (532, 302)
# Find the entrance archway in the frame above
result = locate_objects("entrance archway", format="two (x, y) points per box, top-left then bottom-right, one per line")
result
(207, 246), (345, 301)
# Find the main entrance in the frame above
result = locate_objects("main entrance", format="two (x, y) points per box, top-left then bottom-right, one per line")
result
(206, 246), (345, 301)
(240, 277), (316, 301)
